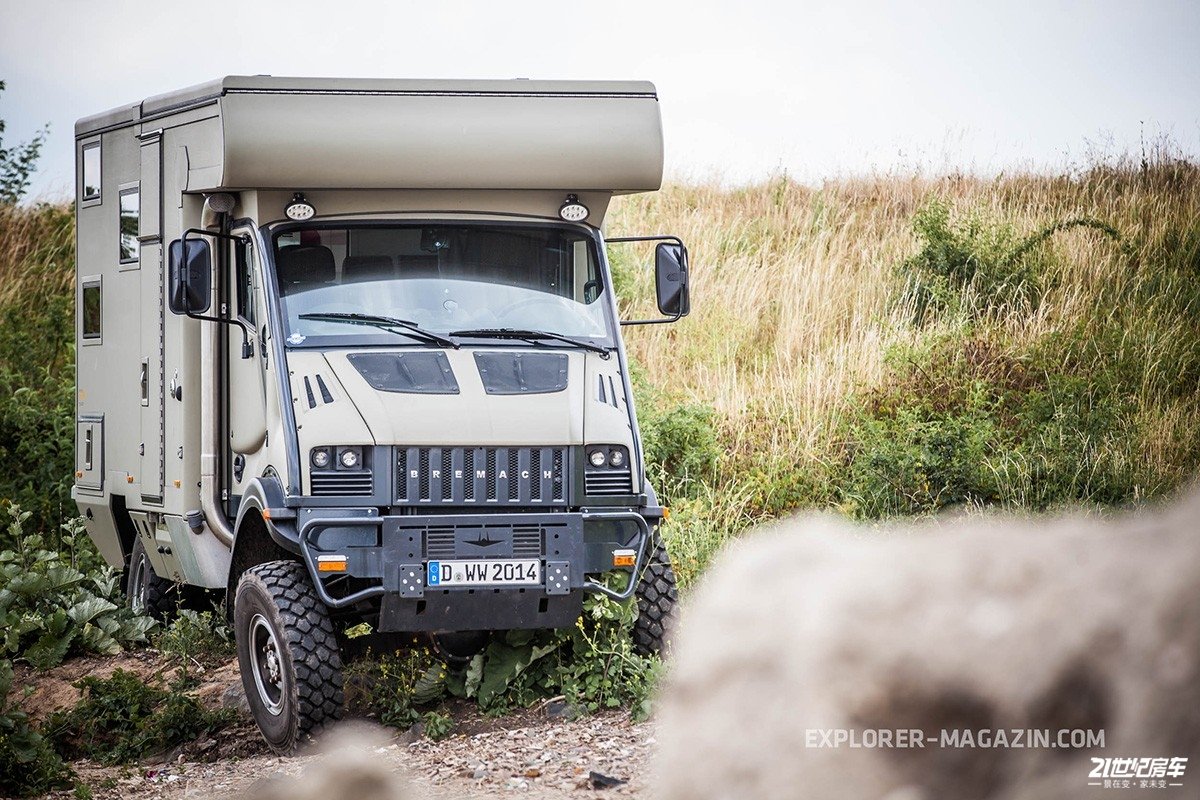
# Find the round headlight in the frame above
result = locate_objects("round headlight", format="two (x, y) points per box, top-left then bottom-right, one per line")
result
(588, 449), (607, 468)
(609, 448), (626, 468)
(339, 449), (360, 469)
(311, 448), (331, 469)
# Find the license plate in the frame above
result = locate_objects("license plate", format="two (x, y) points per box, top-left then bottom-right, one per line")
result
(426, 559), (541, 587)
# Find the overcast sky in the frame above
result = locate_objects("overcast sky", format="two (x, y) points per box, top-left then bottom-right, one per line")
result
(1, 0), (1197, 200)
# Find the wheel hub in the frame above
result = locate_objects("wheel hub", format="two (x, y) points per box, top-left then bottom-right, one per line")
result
(249, 614), (285, 716)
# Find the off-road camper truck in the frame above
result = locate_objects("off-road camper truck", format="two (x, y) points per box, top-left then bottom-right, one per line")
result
(72, 76), (689, 750)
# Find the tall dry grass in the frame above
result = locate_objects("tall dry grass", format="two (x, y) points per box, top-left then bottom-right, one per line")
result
(608, 158), (1200, 583)
(609, 160), (1199, 476)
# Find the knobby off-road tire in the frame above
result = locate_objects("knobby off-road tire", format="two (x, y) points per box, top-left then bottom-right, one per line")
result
(234, 560), (344, 753)
(633, 533), (678, 657)
(125, 537), (179, 621)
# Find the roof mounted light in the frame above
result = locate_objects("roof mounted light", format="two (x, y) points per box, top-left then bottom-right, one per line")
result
(285, 192), (315, 221)
(558, 194), (589, 222)
(204, 193), (236, 214)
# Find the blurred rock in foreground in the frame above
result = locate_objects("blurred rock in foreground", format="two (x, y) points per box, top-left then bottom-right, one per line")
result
(658, 490), (1200, 800)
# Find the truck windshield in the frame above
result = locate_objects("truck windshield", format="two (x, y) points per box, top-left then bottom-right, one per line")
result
(270, 223), (611, 347)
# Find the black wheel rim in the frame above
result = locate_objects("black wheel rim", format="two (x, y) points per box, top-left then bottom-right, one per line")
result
(249, 613), (285, 716)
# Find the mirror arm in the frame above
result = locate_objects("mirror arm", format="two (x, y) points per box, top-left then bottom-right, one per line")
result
(179, 227), (255, 357)
(607, 234), (689, 326)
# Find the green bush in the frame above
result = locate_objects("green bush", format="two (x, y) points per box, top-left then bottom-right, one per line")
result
(0, 506), (155, 668)
(0, 659), (71, 797)
(633, 371), (722, 501)
(45, 669), (233, 765)
(0, 299), (76, 544)
(899, 200), (1120, 325)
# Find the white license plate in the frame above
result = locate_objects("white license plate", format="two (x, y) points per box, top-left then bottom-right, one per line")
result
(426, 559), (541, 587)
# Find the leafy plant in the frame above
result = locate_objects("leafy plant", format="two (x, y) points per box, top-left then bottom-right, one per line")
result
(0, 506), (155, 668)
(345, 645), (447, 730)
(452, 590), (662, 721)
(422, 710), (454, 741)
(154, 608), (235, 683)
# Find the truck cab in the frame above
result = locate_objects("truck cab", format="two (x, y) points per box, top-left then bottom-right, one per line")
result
(72, 76), (688, 750)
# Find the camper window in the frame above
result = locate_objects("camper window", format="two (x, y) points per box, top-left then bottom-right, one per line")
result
(119, 187), (139, 262)
(82, 278), (102, 341)
(81, 143), (101, 201)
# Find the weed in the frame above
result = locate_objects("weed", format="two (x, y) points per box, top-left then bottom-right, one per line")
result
(154, 608), (235, 682)
(422, 711), (454, 741)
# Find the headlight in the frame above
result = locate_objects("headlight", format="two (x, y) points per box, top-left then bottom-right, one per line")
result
(609, 448), (626, 468)
(588, 448), (607, 468)
(311, 448), (331, 469)
(339, 448), (361, 469)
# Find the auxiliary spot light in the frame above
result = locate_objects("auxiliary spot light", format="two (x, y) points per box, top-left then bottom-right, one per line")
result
(285, 192), (316, 221)
(558, 194), (589, 222)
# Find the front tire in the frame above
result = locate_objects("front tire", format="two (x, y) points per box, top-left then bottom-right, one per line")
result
(125, 538), (178, 620)
(633, 533), (678, 656)
(234, 561), (344, 752)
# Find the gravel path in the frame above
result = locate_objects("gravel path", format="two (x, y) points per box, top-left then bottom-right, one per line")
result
(67, 713), (655, 800)
(23, 653), (657, 800)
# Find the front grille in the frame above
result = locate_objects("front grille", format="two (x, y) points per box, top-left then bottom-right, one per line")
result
(584, 468), (634, 496)
(512, 525), (544, 556)
(396, 446), (568, 505)
(424, 526), (457, 558)
(311, 470), (374, 496)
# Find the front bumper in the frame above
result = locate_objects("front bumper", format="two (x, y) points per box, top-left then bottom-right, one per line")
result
(295, 508), (650, 632)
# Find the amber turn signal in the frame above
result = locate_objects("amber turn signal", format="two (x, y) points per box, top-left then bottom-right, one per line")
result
(317, 555), (348, 573)
(613, 549), (636, 568)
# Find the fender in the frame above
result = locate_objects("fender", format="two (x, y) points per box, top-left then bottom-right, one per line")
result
(235, 474), (301, 555)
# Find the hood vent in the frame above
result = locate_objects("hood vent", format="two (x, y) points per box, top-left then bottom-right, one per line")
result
(348, 352), (460, 394)
(475, 352), (568, 395)
(596, 374), (623, 409)
(302, 374), (337, 409)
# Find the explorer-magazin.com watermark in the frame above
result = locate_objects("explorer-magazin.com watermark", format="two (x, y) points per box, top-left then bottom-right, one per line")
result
(804, 728), (1106, 749)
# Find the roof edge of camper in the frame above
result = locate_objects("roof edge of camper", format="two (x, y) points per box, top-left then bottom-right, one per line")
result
(75, 76), (665, 196)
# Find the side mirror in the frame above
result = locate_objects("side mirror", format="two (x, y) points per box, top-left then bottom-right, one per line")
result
(168, 238), (212, 315)
(654, 241), (690, 318)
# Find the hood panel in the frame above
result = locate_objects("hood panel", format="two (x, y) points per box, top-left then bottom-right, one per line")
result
(322, 348), (587, 446)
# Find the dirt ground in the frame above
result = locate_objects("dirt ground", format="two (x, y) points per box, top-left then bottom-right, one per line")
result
(15, 652), (656, 800)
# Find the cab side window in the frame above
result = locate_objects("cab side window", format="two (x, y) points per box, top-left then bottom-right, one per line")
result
(236, 239), (257, 325)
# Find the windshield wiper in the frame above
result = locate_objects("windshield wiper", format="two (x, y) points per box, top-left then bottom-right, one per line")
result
(298, 312), (459, 348)
(449, 327), (610, 355)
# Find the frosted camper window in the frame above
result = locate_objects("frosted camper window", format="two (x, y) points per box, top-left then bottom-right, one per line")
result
(82, 143), (101, 201)
(118, 187), (139, 262)
(81, 278), (102, 341)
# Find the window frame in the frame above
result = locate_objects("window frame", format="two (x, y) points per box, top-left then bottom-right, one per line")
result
(235, 234), (258, 326)
(80, 275), (103, 345)
(80, 141), (102, 206)
(118, 183), (140, 265)
(265, 219), (614, 350)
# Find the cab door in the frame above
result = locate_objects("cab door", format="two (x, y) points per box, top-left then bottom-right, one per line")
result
(224, 231), (269, 517)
